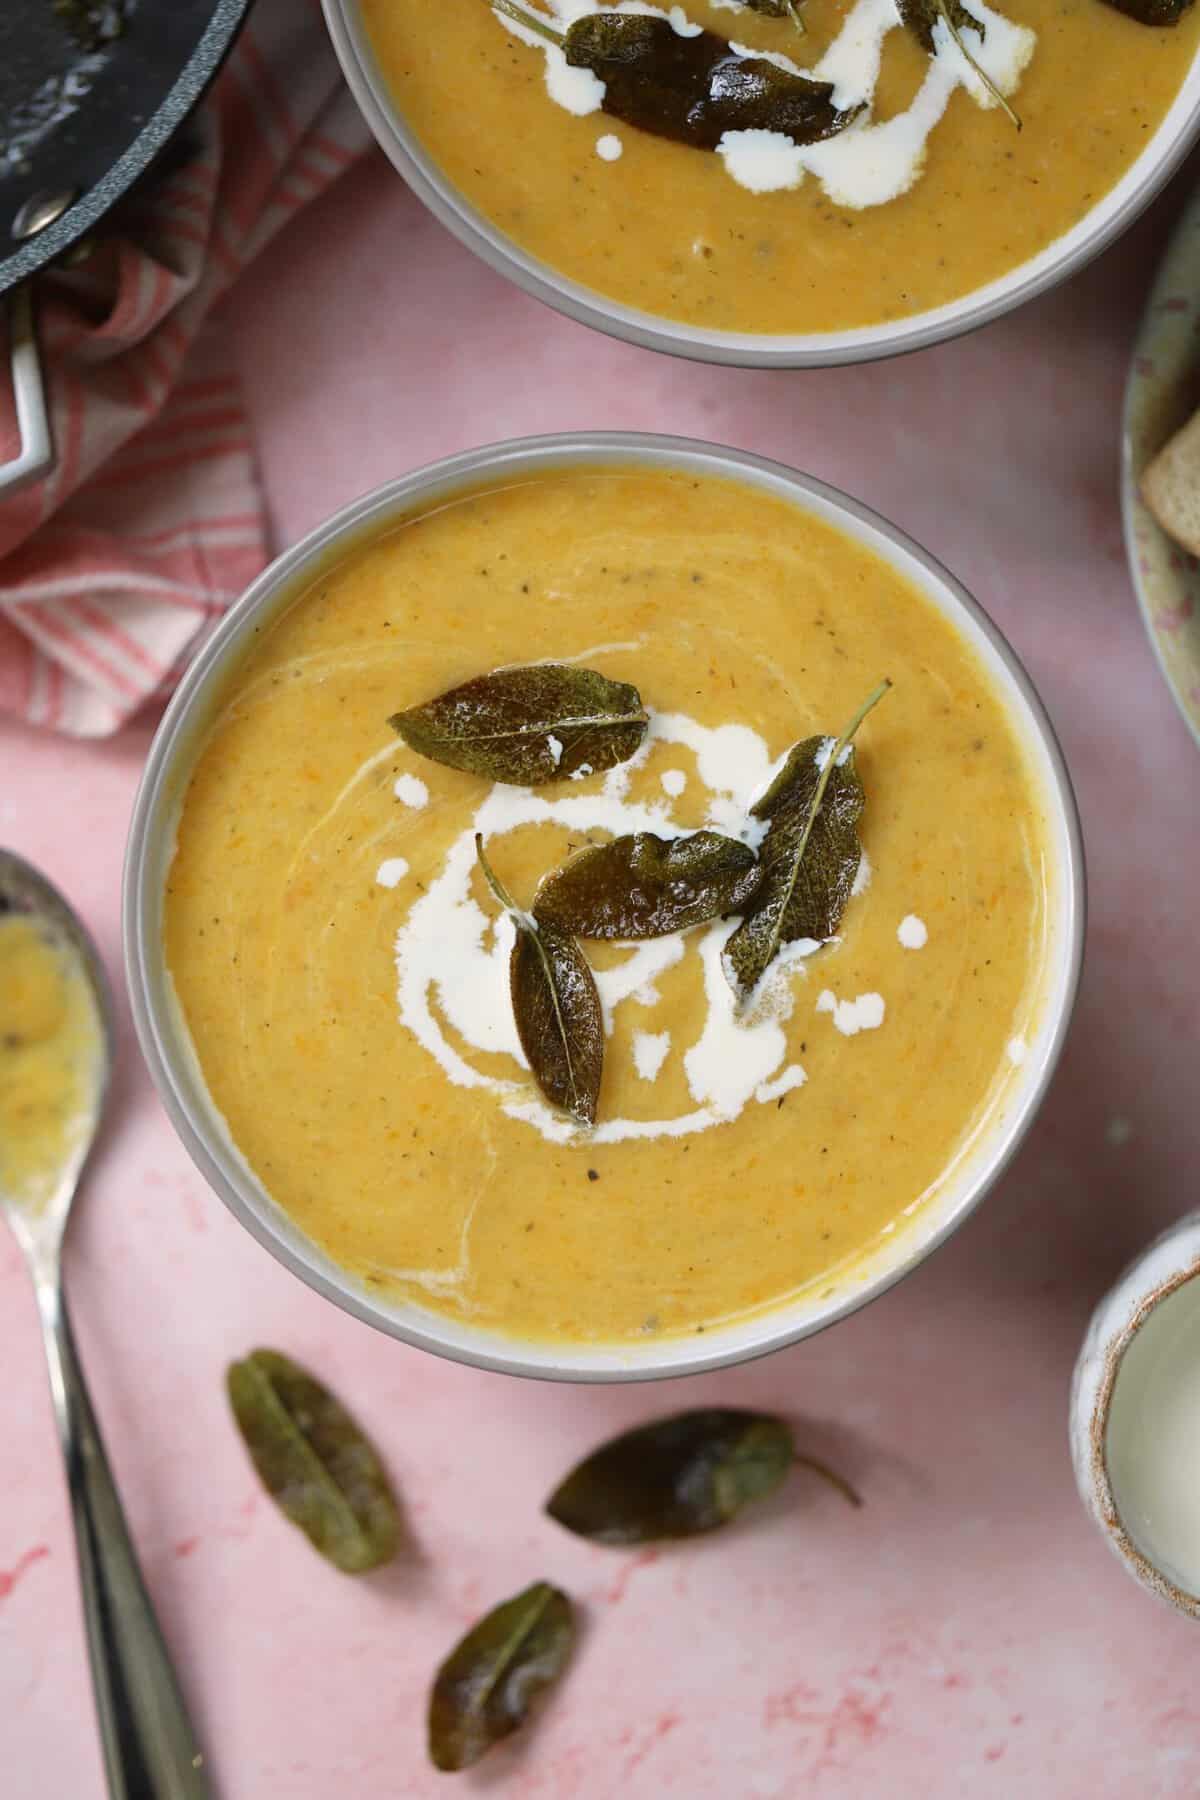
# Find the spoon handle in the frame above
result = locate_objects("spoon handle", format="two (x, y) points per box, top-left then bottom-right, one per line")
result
(34, 1278), (211, 1800)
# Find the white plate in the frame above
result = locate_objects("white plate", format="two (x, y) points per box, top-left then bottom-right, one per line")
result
(1123, 182), (1200, 752)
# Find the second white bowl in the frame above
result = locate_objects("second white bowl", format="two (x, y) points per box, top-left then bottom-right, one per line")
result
(322, 0), (1200, 369)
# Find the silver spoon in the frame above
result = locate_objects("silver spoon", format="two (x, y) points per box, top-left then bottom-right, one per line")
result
(0, 849), (209, 1799)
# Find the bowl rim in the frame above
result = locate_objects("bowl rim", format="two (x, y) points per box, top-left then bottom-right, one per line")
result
(1073, 1216), (1200, 1619)
(320, 0), (1200, 370)
(123, 430), (1087, 1382)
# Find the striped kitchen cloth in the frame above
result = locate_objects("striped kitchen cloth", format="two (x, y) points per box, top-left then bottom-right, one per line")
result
(0, 0), (372, 736)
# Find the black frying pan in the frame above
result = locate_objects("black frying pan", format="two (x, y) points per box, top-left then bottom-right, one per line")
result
(0, 0), (253, 496)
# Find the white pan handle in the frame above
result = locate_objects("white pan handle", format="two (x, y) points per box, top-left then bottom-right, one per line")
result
(1, 285), (55, 497)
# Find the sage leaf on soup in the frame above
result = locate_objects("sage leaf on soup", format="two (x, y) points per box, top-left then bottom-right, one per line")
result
(1101, 0), (1195, 21)
(491, 3), (859, 148)
(741, 0), (808, 32)
(724, 680), (890, 1001)
(477, 836), (604, 1127)
(896, 0), (978, 49)
(227, 1349), (400, 1573)
(546, 1408), (794, 1543)
(389, 663), (648, 785)
(565, 15), (860, 148)
(429, 1581), (575, 1772)
(896, 0), (1021, 128)
(532, 830), (760, 939)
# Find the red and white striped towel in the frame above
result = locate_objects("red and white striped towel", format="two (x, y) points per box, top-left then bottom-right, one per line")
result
(0, 0), (371, 736)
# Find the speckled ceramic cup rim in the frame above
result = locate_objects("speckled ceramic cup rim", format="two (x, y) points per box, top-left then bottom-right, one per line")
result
(123, 431), (1085, 1382)
(320, 0), (1200, 370)
(1073, 1217), (1200, 1619)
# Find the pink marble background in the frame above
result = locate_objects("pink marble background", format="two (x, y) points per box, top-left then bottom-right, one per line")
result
(3, 150), (1200, 1799)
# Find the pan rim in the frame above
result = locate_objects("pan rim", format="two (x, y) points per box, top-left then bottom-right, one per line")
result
(0, 0), (253, 294)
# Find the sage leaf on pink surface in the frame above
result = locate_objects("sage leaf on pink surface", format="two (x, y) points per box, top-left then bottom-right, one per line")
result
(545, 1408), (796, 1543)
(226, 1349), (399, 1573)
(428, 1581), (575, 1771)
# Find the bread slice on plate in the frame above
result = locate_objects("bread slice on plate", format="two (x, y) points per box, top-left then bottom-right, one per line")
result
(1142, 408), (1200, 557)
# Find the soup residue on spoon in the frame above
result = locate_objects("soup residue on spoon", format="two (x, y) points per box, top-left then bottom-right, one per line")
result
(0, 913), (103, 1211)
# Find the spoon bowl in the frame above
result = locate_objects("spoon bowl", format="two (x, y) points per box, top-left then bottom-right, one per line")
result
(0, 849), (113, 1253)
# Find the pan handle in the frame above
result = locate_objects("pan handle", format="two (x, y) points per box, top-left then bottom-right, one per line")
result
(1, 285), (55, 497)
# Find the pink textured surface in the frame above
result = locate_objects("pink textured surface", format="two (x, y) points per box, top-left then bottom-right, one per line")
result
(4, 153), (1200, 1799)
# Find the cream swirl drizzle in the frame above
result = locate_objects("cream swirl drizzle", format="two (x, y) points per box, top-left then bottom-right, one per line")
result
(391, 710), (842, 1145)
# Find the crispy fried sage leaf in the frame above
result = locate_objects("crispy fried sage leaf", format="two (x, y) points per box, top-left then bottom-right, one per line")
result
(389, 663), (647, 786)
(546, 1409), (795, 1543)
(1102, 0), (1195, 21)
(724, 680), (889, 1000)
(492, 2), (858, 147)
(896, 0), (1020, 127)
(429, 1581), (575, 1772)
(739, 0), (808, 32)
(532, 830), (759, 940)
(227, 1349), (400, 1573)
(477, 836), (604, 1127)
(896, 0), (975, 48)
(566, 15), (859, 148)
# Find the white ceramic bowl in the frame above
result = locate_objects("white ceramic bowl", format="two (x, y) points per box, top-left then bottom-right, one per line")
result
(124, 432), (1085, 1380)
(1071, 1213), (1200, 1618)
(322, 0), (1200, 368)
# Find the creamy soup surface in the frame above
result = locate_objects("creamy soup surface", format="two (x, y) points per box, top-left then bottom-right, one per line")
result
(165, 467), (1052, 1344)
(363, 0), (1200, 335)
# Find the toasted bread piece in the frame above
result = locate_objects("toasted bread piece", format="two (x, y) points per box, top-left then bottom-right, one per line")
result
(1142, 408), (1200, 557)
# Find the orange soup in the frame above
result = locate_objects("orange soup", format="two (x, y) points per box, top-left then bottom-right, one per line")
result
(165, 465), (1053, 1343)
